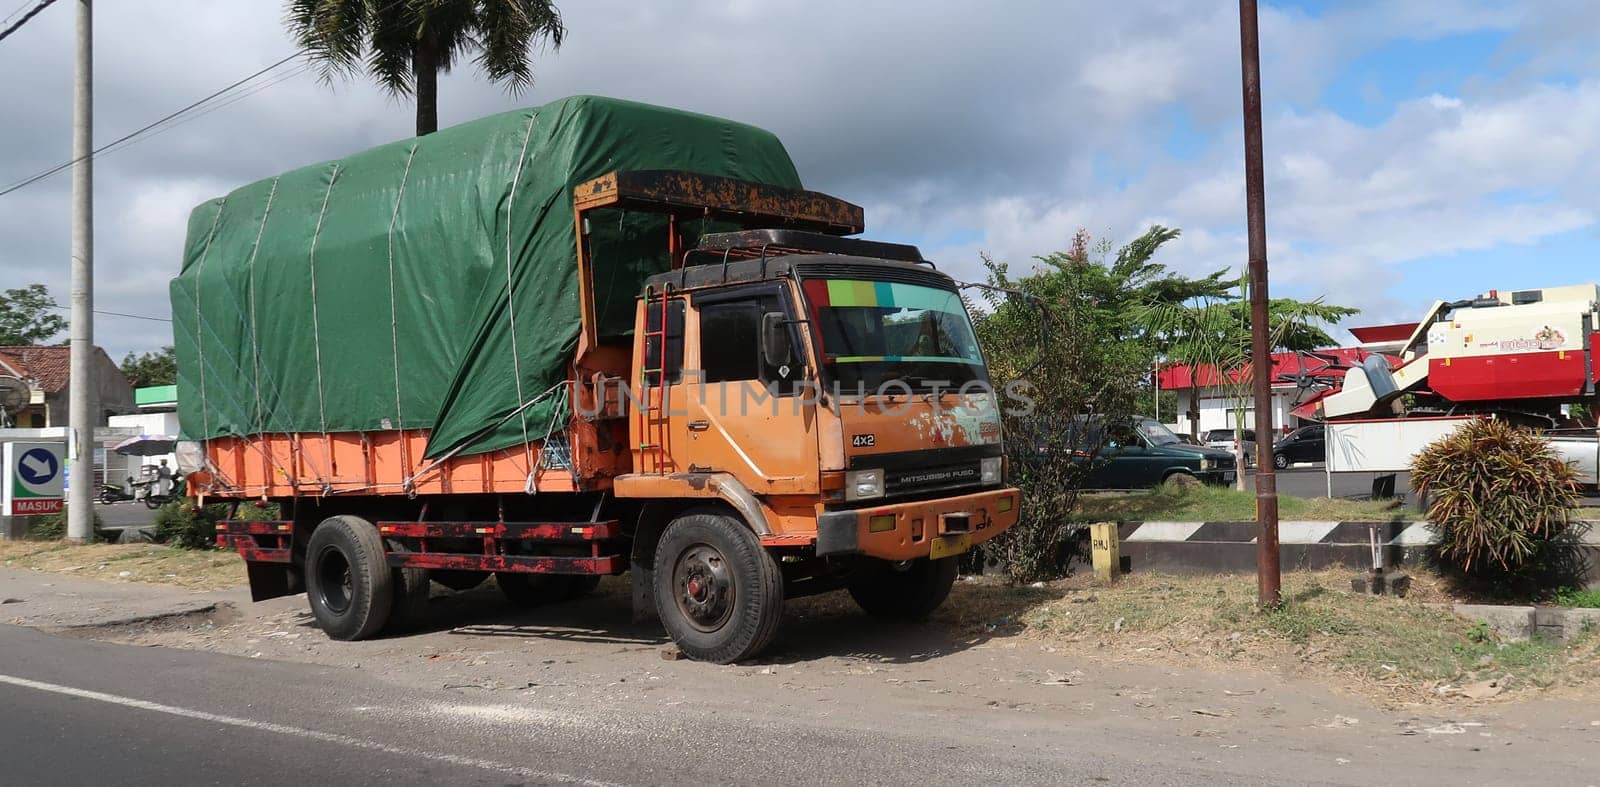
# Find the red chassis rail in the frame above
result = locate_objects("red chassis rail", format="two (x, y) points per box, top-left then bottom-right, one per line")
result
(217, 519), (625, 575)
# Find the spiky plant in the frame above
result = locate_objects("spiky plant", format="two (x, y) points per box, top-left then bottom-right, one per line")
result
(1412, 418), (1580, 575)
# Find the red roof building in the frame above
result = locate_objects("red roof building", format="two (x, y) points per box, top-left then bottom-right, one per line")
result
(1157, 346), (1397, 436)
(0, 345), (135, 428)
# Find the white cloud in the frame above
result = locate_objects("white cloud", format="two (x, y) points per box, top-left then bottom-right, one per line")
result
(0, 0), (1596, 359)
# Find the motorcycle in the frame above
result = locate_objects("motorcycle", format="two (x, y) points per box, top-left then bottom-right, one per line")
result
(98, 478), (136, 504)
(132, 473), (184, 509)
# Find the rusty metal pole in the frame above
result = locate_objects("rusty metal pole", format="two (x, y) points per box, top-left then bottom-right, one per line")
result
(1239, 0), (1280, 607)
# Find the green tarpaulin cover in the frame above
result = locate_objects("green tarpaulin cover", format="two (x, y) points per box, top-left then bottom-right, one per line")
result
(170, 95), (801, 459)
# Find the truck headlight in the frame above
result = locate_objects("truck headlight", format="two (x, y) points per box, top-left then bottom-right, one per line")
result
(980, 456), (1002, 484)
(1200, 458), (1215, 470)
(845, 468), (884, 501)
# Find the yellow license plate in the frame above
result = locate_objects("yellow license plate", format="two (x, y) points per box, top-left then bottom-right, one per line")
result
(930, 533), (972, 560)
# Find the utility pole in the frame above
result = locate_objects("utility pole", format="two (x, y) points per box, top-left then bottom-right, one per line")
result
(66, 0), (94, 542)
(1239, 0), (1280, 606)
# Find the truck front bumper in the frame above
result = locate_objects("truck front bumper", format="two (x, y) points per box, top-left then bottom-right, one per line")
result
(815, 487), (1021, 561)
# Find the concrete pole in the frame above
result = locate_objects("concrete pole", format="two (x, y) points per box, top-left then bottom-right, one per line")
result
(66, 0), (95, 542)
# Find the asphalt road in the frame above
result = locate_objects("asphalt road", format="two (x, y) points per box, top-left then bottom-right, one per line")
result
(96, 501), (158, 530)
(0, 624), (1274, 786)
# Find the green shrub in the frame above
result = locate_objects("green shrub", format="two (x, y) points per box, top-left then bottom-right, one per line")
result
(25, 507), (107, 541)
(1412, 419), (1580, 587)
(153, 499), (281, 550)
(1553, 587), (1600, 608)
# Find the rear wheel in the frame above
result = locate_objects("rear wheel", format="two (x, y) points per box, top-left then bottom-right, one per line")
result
(653, 511), (783, 664)
(430, 570), (488, 592)
(496, 573), (573, 607)
(847, 557), (958, 621)
(564, 574), (602, 599)
(385, 541), (431, 633)
(305, 515), (393, 641)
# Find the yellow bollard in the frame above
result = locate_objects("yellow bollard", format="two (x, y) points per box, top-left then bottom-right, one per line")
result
(1090, 522), (1120, 585)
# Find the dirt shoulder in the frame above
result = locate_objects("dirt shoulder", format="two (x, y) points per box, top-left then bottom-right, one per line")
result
(6, 540), (1596, 710)
(52, 570), (1598, 781)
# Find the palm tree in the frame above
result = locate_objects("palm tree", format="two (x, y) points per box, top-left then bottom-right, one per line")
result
(287, 0), (565, 136)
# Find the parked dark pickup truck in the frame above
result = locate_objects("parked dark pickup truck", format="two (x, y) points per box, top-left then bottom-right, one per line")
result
(1033, 416), (1236, 489)
(1087, 417), (1237, 488)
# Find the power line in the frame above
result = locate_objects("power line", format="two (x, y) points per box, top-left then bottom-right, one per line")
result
(0, 0), (56, 44)
(0, 0), (36, 25)
(45, 304), (173, 323)
(0, 51), (304, 198)
(94, 309), (171, 323)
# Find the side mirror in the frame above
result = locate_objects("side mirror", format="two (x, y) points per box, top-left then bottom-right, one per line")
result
(760, 311), (792, 370)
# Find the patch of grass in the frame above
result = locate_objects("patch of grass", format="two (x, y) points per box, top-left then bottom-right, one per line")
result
(1002, 570), (1598, 702)
(1554, 587), (1600, 609)
(1072, 484), (1419, 523)
(0, 541), (245, 591)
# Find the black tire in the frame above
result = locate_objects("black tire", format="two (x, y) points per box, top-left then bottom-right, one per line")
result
(653, 511), (783, 664)
(430, 570), (488, 592)
(143, 495), (161, 510)
(99, 490), (115, 504)
(1274, 452), (1289, 470)
(305, 515), (393, 640)
(385, 541), (431, 634)
(496, 573), (573, 607)
(563, 574), (601, 600)
(847, 557), (958, 621)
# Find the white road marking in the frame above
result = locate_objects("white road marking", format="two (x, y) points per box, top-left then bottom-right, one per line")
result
(0, 672), (617, 786)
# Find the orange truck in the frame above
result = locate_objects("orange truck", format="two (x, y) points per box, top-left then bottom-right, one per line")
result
(175, 97), (1019, 662)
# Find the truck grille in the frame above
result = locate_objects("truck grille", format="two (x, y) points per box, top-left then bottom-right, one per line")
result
(848, 444), (1002, 499)
(886, 461), (983, 495)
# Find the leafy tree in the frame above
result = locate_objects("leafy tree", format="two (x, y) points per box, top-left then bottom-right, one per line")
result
(120, 346), (177, 388)
(973, 226), (1221, 582)
(1143, 288), (1356, 487)
(287, 0), (566, 136)
(0, 284), (66, 345)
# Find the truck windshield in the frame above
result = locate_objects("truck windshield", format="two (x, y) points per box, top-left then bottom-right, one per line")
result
(801, 278), (987, 392)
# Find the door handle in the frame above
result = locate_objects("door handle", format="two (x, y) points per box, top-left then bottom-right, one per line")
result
(688, 420), (710, 432)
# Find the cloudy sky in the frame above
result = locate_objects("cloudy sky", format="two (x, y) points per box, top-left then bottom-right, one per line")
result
(3, 0), (1599, 359)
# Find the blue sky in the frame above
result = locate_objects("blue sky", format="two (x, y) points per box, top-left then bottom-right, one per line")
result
(3, 1), (1599, 354)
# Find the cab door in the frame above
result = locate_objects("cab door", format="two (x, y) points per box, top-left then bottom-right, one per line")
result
(666, 284), (820, 496)
(1088, 421), (1147, 489)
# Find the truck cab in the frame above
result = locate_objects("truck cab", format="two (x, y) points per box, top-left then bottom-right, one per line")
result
(612, 230), (1020, 660)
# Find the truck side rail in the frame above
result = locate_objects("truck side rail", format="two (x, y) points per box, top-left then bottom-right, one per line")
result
(574, 170), (864, 236)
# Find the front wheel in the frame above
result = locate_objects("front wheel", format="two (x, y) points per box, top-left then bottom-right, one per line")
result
(1274, 453), (1289, 470)
(847, 557), (958, 621)
(653, 511), (783, 664)
(143, 495), (162, 509)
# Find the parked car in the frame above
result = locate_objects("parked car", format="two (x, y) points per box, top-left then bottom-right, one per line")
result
(1272, 423), (1325, 468)
(1203, 428), (1256, 467)
(1062, 417), (1237, 489)
(1175, 433), (1202, 446)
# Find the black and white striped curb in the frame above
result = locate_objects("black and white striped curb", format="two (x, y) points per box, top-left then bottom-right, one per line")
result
(1114, 520), (1600, 547)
